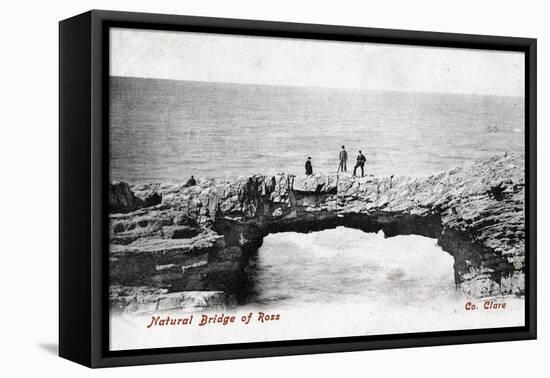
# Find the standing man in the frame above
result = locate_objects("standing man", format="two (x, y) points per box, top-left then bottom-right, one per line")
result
(305, 157), (313, 175)
(353, 150), (366, 177)
(338, 145), (348, 173)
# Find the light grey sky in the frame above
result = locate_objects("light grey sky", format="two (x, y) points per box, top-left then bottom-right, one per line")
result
(110, 27), (524, 96)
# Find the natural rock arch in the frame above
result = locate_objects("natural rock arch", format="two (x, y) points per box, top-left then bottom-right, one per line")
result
(109, 153), (525, 311)
(212, 182), (520, 300)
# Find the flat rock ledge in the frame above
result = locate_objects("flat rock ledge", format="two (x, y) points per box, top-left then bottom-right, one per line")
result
(110, 286), (226, 314)
(109, 152), (525, 313)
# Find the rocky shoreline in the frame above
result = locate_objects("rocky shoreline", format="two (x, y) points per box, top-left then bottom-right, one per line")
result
(109, 152), (525, 314)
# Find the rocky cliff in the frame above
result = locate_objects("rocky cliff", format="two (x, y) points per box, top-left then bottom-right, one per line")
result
(109, 152), (525, 313)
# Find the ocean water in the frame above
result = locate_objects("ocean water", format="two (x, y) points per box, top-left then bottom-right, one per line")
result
(109, 76), (524, 183)
(248, 227), (461, 309)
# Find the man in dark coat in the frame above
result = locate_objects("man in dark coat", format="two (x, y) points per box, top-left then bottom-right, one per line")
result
(353, 150), (366, 177)
(305, 157), (313, 175)
(338, 145), (348, 173)
(183, 175), (196, 187)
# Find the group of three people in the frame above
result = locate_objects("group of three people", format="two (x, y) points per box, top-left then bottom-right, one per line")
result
(305, 145), (366, 177)
(182, 146), (366, 188)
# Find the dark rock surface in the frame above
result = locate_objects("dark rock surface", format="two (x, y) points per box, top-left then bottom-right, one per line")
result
(110, 152), (525, 312)
(109, 181), (162, 213)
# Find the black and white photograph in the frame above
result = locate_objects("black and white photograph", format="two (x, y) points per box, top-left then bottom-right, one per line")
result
(2, 0), (547, 374)
(107, 27), (527, 351)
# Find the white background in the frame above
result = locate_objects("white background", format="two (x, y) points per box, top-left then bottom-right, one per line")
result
(0, 0), (546, 375)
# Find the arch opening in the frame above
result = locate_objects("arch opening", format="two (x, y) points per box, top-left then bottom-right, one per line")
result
(248, 227), (458, 308)
(212, 211), (516, 305)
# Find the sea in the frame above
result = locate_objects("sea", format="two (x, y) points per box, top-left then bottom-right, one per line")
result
(109, 76), (524, 183)
(249, 228), (460, 308)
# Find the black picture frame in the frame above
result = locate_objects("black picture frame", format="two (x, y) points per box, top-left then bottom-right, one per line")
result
(59, 9), (537, 368)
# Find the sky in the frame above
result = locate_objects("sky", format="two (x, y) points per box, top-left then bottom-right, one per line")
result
(110, 27), (525, 96)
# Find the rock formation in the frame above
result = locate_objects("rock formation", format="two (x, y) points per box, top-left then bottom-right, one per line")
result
(109, 152), (525, 312)
(109, 181), (162, 213)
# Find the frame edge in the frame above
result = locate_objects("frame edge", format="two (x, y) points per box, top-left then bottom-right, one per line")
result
(59, 11), (94, 368)
(81, 9), (537, 368)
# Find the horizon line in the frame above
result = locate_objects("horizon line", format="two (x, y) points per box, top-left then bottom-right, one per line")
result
(110, 75), (525, 98)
